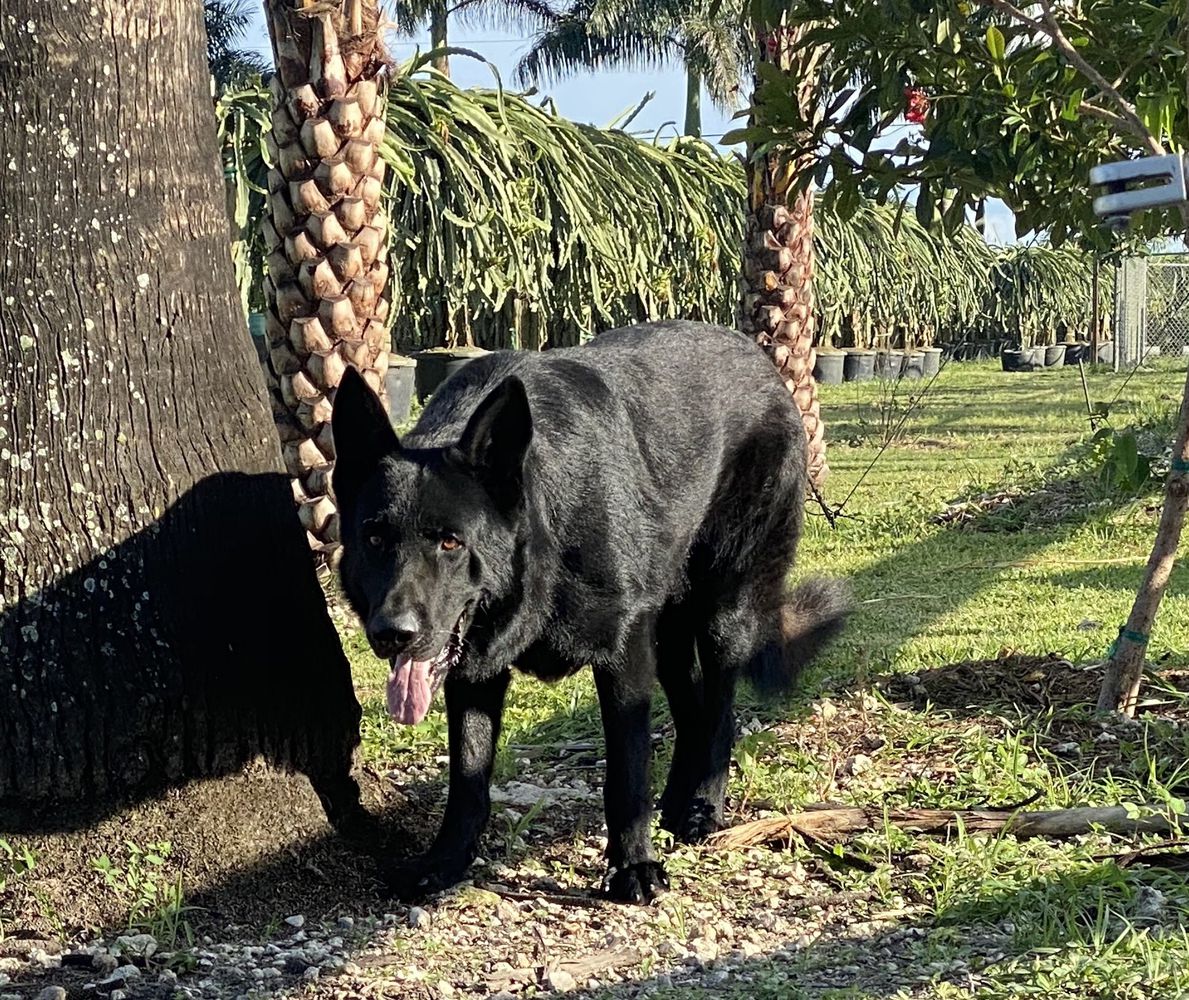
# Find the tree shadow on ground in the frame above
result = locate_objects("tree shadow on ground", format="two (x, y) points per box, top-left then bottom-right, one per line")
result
(0, 471), (366, 839)
(817, 468), (1143, 680)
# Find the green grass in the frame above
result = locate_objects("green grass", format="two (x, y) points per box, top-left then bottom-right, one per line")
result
(348, 358), (1189, 997)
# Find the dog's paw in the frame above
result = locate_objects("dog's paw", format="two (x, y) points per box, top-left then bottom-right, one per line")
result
(659, 797), (724, 844)
(380, 856), (467, 901)
(603, 861), (669, 904)
(675, 798), (724, 844)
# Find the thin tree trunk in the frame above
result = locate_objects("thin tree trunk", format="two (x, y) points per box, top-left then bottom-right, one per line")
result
(740, 21), (828, 488)
(1097, 369), (1189, 714)
(684, 64), (702, 138)
(262, 0), (393, 564)
(431, 0), (451, 77)
(1091, 254), (1101, 362)
(0, 0), (368, 836)
(1094, 201), (1189, 716)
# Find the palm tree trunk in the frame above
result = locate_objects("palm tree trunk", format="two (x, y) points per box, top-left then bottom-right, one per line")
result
(262, 0), (393, 564)
(431, 0), (450, 77)
(0, 0), (367, 833)
(740, 21), (827, 489)
(684, 64), (702, 138)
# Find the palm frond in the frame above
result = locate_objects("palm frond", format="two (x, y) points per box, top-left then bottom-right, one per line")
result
(514, 12), (681, 87)
(204, 0), (269, 89)
(451, 0), (564, 31)
(390, 0), (439, 36)
(682, 10), (748, 110)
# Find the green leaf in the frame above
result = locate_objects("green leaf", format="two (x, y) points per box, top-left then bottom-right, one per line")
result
(1061, 88), (1084, 121)
(986, 25), (1006, 62)
(720, 126), (768, 147)
(1135, 455), (1152, 488)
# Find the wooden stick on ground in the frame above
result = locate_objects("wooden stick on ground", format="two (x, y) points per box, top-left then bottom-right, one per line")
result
(708, 803), (1180, 850)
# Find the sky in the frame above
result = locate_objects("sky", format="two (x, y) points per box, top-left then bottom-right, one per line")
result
(241, 11), (1018, 243)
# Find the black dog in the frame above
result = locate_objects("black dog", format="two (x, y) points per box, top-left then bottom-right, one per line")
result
(332, 321), (848, 903)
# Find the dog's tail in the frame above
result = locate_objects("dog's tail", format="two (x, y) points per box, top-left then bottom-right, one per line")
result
(746, 577), (851, 696)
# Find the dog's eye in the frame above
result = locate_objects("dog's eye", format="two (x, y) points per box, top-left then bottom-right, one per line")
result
(367, 534), (384, 549)
(439, 535), (462, 552)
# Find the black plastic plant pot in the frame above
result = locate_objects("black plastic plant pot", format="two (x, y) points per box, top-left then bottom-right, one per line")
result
(385, 357), (417, 428)
(902, 352), (926, 379)
(412, 346), (490, 403)
(1001, 348), (1026, 372)
(1043, 344), (1067, 368)
(1096, 341), (1114, 364)
(922, 347), (942, 377)
(875, 350), (904, 379)
(843, 349), (876, 382)
(1064, 342), (1089, 365)
(814, 351), (846, 385)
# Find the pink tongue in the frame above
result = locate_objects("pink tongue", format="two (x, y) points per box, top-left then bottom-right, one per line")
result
(387, 655), (434, 725)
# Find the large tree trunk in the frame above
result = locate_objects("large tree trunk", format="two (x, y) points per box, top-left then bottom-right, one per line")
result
(739, 21), (828, 489)
(261, 0), (393, 564)
(0, 0), (369, 837)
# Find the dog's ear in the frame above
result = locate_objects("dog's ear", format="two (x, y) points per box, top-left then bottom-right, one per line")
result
(453, 376), (533, 508)
(332, 366), (399, 508)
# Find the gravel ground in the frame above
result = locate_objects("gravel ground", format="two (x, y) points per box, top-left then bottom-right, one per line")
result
(6, 656), (1186, 1000)
(4, 848), (1005, 1000)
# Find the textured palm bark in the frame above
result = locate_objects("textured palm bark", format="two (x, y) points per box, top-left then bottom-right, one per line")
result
(0, 0), (366, 831)
(739, 23), (827, 488)
(261, 0), (392, 563)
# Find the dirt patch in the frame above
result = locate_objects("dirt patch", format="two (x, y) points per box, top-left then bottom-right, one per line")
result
(3, 763), (403, 940)
(932, 479), (1117, 532)
(879, 652), (1105, 711)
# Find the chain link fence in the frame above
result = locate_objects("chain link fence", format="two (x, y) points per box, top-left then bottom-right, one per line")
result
(1114, 254), (1189, 369)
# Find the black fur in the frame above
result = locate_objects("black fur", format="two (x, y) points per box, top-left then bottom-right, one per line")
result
(333, 321), (849, 903)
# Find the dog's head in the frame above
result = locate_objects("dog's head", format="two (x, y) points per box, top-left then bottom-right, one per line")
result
(331, 366), (532, 725)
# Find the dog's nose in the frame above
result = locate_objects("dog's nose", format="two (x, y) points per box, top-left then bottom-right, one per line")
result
(368, 609), (422, 654)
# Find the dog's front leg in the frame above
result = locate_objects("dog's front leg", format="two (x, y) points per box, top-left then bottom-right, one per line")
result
(382, 669), (510, 900)
(594, 618), (669, 903)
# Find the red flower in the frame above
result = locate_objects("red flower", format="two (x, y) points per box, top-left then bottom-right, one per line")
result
(904, 86), (929, 124)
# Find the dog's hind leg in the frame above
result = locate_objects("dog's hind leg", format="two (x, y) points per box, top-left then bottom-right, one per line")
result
(595, 614), (669, 903)
(664, 571), (789, 844)
(666, 617), (744, 844)
(655, 590), (752, 844)
(656, 599), (711, 838)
